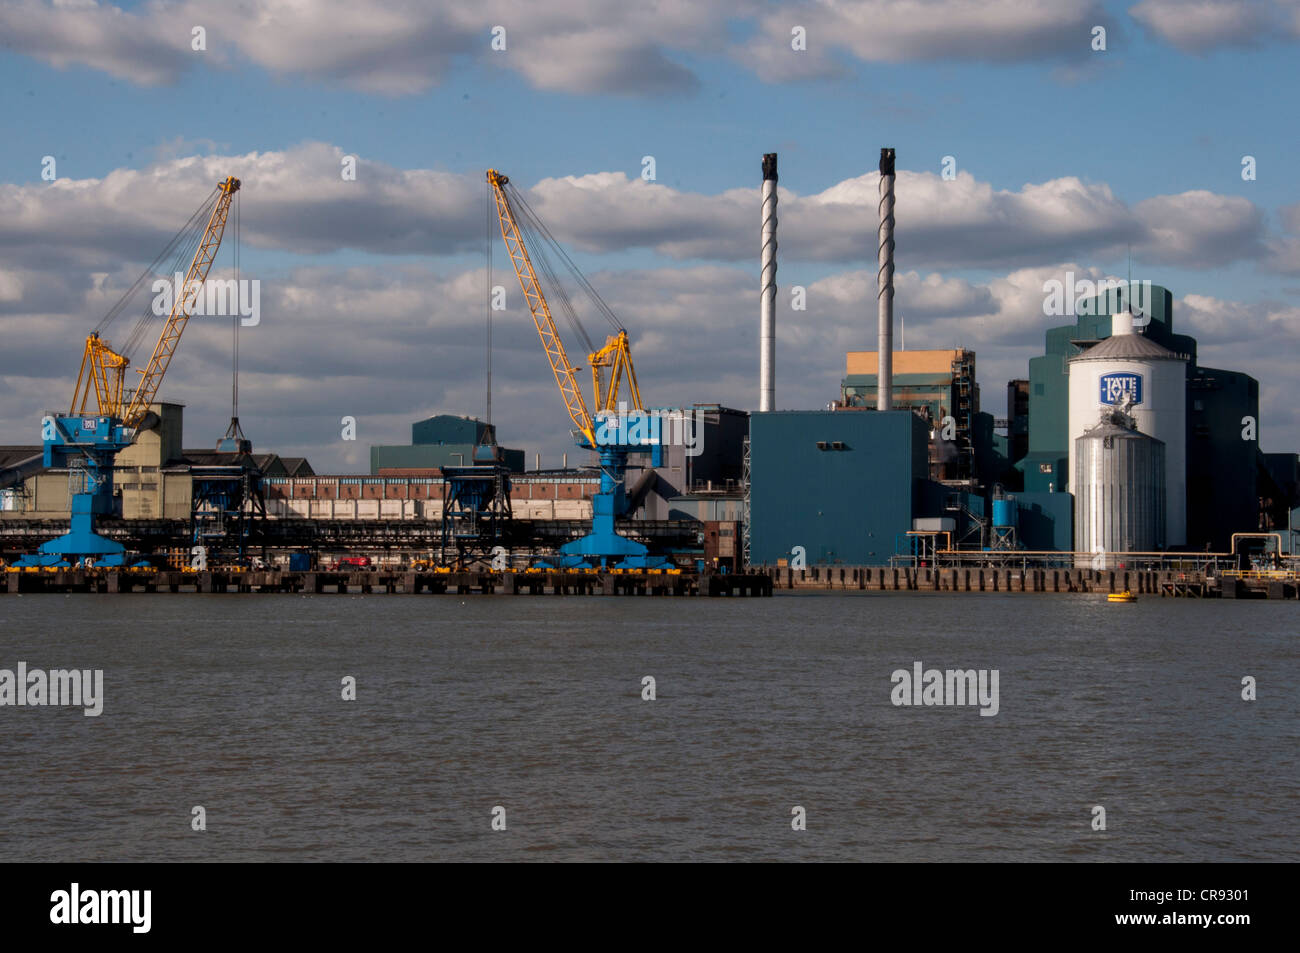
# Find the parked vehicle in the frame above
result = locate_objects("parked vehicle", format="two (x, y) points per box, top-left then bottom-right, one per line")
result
(329, 556), (372, 571)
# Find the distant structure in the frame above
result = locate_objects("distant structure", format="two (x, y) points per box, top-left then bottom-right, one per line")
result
(1019, 284), (1293, 551)
(1067, 305), (1186, 545)
(1074, 409), (1167, 565)
(877, 147), (896, 412)
(759, 153), (778, 413)
(835, 347), (980, 483)
(369, 415), (524, 474)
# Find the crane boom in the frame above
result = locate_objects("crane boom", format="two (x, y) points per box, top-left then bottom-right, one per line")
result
(487, 169), (596, 447)
(71, 177), (240, 425)
(123, 175), (240, 427)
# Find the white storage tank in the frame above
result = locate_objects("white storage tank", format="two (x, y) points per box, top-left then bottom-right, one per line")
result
(1067, 310), (1186, 546)
(1074, 412), (1166, 566)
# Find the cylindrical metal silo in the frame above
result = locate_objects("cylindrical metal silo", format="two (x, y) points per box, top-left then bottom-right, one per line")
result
(1067, 311), (1186, 546)
(992, 497), (1017, 529)
(1074, 414), (1166, 568)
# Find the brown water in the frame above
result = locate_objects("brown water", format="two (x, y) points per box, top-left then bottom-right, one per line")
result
(0, 591), (1295, 861)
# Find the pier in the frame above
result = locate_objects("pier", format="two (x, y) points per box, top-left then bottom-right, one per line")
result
(0, 568), (773, 597)
(5, 565), (1295, 599)
(763, 565), (1299, 599)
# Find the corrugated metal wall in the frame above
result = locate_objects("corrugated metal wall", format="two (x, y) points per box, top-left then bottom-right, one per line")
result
(1074, 425), (1166, 563)
(748, 411), (927, 565)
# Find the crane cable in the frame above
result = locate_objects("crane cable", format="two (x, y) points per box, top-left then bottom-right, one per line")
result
(507, 187), (595, 355)
(485, 177), (493, 428)
(231, 187), (240, 419)
(503, 182), (627, 358)
(508, 183), (622, 334)
(95, 185), (222, 363)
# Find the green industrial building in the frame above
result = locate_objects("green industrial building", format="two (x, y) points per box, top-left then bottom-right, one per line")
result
(1016, 283), (1299, 551)
(370, 415), (525, 474)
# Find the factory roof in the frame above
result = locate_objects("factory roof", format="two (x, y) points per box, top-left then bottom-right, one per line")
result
(1069, 331), (1185, 362)
(1080, 417), (1165, 442)
(846, 348), (971, 376)
(0, 446), (43, 468)
(278, 457), (314, 476)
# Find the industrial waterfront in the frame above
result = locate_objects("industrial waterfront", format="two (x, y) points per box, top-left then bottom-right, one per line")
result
(2, 593), (1293, 862)
(2, 153), (1297, 588)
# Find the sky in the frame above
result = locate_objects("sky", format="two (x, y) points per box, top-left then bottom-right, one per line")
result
(1, 0), (1298, 472)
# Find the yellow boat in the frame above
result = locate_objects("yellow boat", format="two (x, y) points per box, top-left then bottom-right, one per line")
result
(1107, 590), (1137, 603)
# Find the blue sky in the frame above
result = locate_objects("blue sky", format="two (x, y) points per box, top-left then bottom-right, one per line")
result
(1, 0), (1298, 470)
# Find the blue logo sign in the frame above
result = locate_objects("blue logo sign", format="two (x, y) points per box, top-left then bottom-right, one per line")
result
(1099, 372), (1143, 406)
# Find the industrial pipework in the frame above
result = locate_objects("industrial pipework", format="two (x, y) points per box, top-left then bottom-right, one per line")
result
(759, 152), (778, 413)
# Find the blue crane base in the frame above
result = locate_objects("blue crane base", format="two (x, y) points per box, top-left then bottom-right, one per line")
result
(13, 499), (132, 568)
(535, 445), (674, 571)
(12, 415), (140, 568)
(550, 529), (674, 571)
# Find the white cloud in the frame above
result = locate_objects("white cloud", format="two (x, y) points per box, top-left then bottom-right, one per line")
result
(1, 0), (738, 95)
(1134, 190), (1265, 267)
(1264, 202), (1300, 274)
(2, 0), (1142, 96)
(527, 168), (1268, 270)
(1178, 292), (1300, 344)
(1128, 0), (1299, 52)
(0, 143), (482, 269)
(746, 0), (1115, 80)
(5, 250), (1298, 468)
(0, 0), (191, 85)
(0, 146), (1287, 308)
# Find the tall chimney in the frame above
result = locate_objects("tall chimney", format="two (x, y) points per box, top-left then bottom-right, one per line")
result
(759, 153), (778, 413)
(877, 147), (896, 412)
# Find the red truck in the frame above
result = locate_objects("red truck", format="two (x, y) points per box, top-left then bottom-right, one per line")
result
(329, 556), (372, 571)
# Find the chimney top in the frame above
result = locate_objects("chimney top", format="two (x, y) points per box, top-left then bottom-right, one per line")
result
(879, 147), (895, 176)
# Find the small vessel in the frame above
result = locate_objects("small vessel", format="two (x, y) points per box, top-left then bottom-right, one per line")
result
(1107, 590), (1137, 603)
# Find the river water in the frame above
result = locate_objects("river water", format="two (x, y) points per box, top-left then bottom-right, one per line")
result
(0, 592), (1295, 861)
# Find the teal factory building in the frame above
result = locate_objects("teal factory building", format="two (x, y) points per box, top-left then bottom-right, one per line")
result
(748, 411), (929, 565)
(745, 282), (1297, 565)
(370, 415), (525, 474)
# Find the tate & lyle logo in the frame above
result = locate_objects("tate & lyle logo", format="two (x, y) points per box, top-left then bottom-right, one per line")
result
(1099, 372), (1143, 407)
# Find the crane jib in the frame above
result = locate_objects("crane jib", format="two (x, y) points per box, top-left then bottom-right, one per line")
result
(69, 177), (241, 427)
(485, 169), (643, 450)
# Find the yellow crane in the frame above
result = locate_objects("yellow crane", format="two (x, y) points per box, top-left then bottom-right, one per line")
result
(20, 176), (242, 567)
(486, 168), (668, 569)
(487, 169), (641, 449)
(70, 175), (241, 428)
